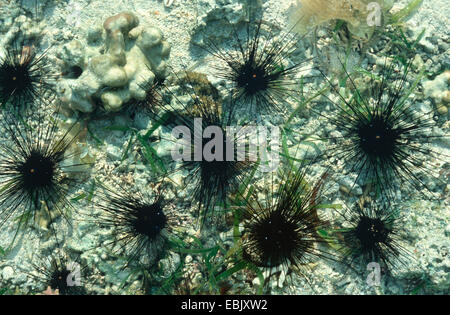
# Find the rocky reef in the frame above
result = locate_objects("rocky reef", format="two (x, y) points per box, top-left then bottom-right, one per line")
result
(57, 12), (171, 113)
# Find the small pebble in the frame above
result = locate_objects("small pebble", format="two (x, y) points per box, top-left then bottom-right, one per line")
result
(437, 105), (448, 115)
(2, 266), (14, 280)
(442, 91), (450, 104)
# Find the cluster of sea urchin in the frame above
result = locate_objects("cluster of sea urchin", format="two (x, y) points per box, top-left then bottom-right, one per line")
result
(312, 59), (448, 277)
(0, 0), (447, 295)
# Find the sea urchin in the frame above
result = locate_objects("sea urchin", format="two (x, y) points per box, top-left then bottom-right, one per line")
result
(201, 14), (309, 116)
(0, 41), (55, 112)
(0, 111), (81, 239)
(336, 202), (410, 274)
(160, 72), (254, 223)
(319, 59), (447, 200)
(240, 165), (332, 270)
(93, 183), (175, 268)
(31, 250), (86, 295)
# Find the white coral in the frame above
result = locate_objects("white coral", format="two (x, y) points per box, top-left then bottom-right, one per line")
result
(57, 12), (170, 113)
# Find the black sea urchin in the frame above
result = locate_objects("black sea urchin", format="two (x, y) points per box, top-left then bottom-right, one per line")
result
(160, 73), (254, 223)
(0, 41), (55, 112)
(240, 164), (332, 271)
(0, 111), (82, 240)
(93, 183), (176, 268)
(336, 202), (410, 274)
(201, 13), (309, 116)
(319, 59), (448, 200)
(31, 251), (87, 295)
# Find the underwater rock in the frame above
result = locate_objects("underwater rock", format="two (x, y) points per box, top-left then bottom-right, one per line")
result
(0, 13), (44, 50)
(58, 12), (171, 113)
(1, 266), (14, 281)
(191, 0), (254, 46)
(196, 0), (247, 26)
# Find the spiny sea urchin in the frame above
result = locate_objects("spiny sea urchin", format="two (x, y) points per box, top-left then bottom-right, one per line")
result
(335, 201), (410, 274)
(239, 163), (332, 271)
(92, 182), (176, 268)
(0, 111), (82, 241)
(200, 12), (310, 116)
(0, 40), (55, 112)
(159, 72), (255, 223)
(318, 59), (448, 201)
(31, 250), (87, 295)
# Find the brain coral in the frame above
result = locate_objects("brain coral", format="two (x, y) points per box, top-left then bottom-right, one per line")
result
(58, 12), (170, 113)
